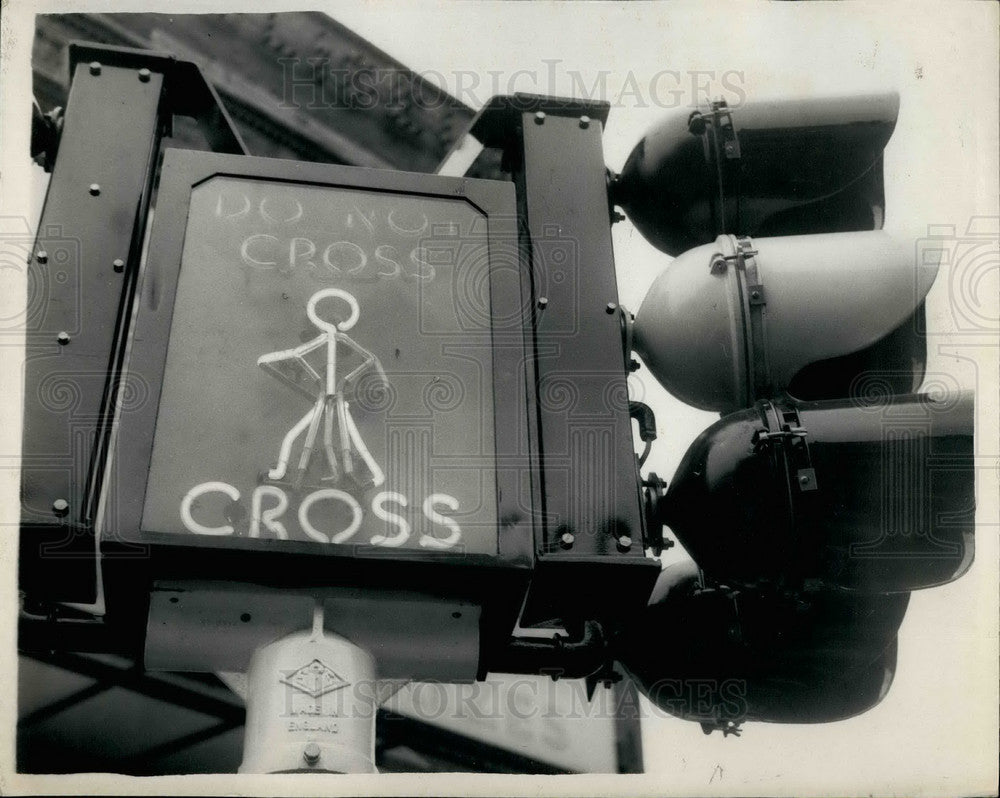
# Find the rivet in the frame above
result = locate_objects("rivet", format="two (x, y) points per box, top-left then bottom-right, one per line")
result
(89, 62), (102, 76)
(605, 302), (617, 315)
(616, 535), (633, 552)
(534, 111), (546, 125)
(559, 532), (574, 549)
(57, 331), (70, 345)
(751, 290), (761, 300)
(579, 115), (591, 129)
(138, 68), (151, 83)
(36, 250), (48, 264)
(303, 742), (321, 765)
(799, 474), (811, 485)
(52, 499), (69, 517)
(113, 258), (125, 273)
(89, 184), (101, 196)
(537, 297), (549, 309)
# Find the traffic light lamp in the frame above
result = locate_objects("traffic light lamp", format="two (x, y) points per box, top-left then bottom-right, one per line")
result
(617, 563), (910, 727)
(662, 392), (974, 594)
(631, 231), (937, 412)
(612, 92), (899, 256)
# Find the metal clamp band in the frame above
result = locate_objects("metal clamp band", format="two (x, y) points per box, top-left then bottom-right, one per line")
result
(754, 400), (819, 585)
(734, 237), (771, 405)
(710, 235), (770, 404)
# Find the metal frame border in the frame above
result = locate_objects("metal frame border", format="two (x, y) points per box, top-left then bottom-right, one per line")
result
(107, 147), (536, 576)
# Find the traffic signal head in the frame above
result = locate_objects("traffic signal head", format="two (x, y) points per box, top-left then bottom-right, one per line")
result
(616, 88), (975, 728)
(616, 563), (910, 726)
(613, 92), (899, 256)
(631, 231), (938, 412)
(661, 391), (975, 593)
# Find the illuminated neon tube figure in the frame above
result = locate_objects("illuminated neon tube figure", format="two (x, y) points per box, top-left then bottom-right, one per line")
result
(258, 288), (388, 491)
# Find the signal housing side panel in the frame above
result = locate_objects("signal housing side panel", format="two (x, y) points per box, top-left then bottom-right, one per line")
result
(19, 59), (165, 602)
(515, 108), (659, 627)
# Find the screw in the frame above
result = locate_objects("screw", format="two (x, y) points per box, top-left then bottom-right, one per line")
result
(138, 68), (151, 83)
(113, 258), (125, 273)
(36, 250), (48, 264)
(559, 531), (575, 549)
(303, 742), (321, 765)
(605, 302), (617, 315)
(89, 62), (102, 76)
(616, 535), (632, 552)
(579, 115), (591, 129)
(52, 499), (69, 517)
(534, 111), (546, 125)
(629, 359), (641, 372)
(611, 210), (626, 224)
(89, 184), (101, 196)
(537, 296), (549, 309)
(56, 331), (70, 345)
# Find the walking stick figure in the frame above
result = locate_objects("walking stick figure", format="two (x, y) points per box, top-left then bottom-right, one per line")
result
(258, 288), (388, 491)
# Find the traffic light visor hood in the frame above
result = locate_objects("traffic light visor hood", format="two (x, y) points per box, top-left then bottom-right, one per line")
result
(632, 231), (940, 412)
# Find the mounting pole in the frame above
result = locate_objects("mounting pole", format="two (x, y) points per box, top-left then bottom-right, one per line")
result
(239, 605), (378, 773)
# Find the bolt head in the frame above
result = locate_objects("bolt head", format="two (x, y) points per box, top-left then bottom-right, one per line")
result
(35, 250), (48, 264)
(534, 111), (546, 124)
(605, 302), (617, 315)
(799, 474), (811, 485)
(303, 742), (321, 765)
(751, 290), (761, 300)
(52, 499), (69, 517)
(89, 61), (102, 76)
(559, 531), (575, 549)
(616, 535), (633, 552)
(57, 331), (70, 345)
(113, 258), (125, 273)
(579, 115), (591, 129)
(89, 184), (101, 196)
(138, 68), (151, 82)
(537, 296), (549, 309)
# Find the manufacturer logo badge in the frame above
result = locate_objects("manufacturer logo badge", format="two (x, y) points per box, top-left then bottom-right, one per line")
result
(281, 658), (350, 698)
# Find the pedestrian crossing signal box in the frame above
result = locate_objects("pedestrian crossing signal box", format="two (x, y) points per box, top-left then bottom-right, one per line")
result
(22, 60), (658, 676)
(108, 149), (538, 589)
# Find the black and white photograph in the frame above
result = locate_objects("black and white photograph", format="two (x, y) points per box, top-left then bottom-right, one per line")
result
(1, 1), (997, 795)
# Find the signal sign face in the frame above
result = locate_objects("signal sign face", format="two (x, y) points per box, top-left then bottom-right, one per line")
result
(136, 171), (515, 556)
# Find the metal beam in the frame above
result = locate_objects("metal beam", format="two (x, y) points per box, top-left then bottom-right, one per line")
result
(22, 652), (246, 723)
(17, 681), (110, 728)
